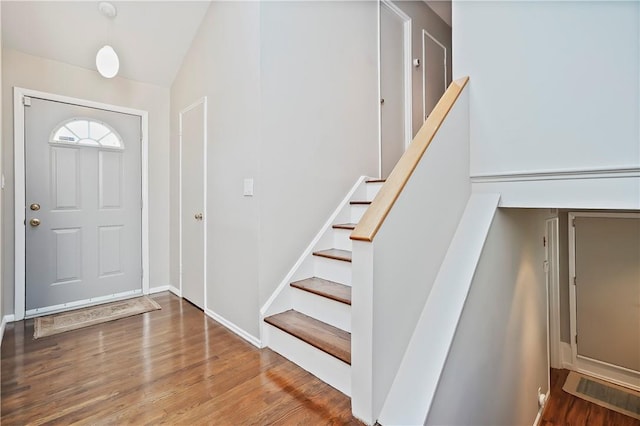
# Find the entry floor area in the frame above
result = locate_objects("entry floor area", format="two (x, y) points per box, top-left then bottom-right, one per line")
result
(541, 368), (640, 426)
(1, 292), (361, 424)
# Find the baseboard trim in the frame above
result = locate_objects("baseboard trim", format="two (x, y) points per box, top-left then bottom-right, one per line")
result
(148, 285), (170, 294)
(0, 316), (6, 347)
(168, 285), (181, 297)
(205, 308), (261, 348)
(560, 342), (573, 369)
(533, 389), (551, 426)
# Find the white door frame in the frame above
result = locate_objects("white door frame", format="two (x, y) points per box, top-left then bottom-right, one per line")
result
(378, 0), (412, 177)
(422, 29), (447, 122)
(13, 87), (150, 321)
(568, 211), (640, 391)
(545, 217), (561, 369)
(178, 97), (208, 310)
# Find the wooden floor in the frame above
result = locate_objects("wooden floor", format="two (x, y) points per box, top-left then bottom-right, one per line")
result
(541, 368), (640, 426)
(1, 293), (362, 425)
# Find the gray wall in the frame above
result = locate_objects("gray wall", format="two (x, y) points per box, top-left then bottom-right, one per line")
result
(170, 1), (378, 339)
(427, 209), (549, 425)
(392, 1), (452, 137)
(2, 49), (172, 315)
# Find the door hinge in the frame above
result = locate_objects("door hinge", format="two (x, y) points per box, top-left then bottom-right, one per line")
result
(572, 218), (576, 227)
(543, 236), (546, 247)
(575, 334), (578, 344)
(573, 276), (577, 286)
(23, 96), (31, 107)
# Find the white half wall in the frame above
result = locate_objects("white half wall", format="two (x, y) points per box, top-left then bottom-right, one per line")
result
(426, 209), (550, 426)
(2, 48), (171, 315)
(454, 1), (640, 176)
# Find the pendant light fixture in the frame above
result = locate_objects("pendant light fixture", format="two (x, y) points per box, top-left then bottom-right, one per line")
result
(96, 2), (119, 79)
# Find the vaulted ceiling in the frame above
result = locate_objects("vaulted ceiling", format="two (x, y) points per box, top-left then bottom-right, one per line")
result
(1, 1), (211, 87)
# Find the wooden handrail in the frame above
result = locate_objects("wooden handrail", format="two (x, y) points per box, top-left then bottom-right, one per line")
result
(350, 76), (470, 242)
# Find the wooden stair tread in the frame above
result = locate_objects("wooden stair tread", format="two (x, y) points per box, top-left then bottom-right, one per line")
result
(290, 277), (351, 305)
(312, 249), (352, 263)
(264, 310), (351, 364)
(366, 178), (386, 183)
(332, 223), (357, 230)
(350, 200), (371, 205)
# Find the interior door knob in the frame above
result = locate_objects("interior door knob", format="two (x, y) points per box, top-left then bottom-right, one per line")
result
(194, 213), (203, 220)
(30, 218), (41, 227)
(30, 203), (41, 211)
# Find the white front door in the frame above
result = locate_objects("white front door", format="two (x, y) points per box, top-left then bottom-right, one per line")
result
(180, 98), (206, 310)
(25, 97), (142, 314)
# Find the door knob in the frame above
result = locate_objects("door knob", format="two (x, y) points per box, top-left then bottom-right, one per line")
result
(30, 203), (40, 211)
(30, 218), (41, 227)
(194, 213), (203, 220)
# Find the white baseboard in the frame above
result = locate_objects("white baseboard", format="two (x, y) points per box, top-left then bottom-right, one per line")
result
(532, 389), (550, 426)
(205, 308), (261, 348)
(561, 342), (573, 369)
(0, 316), (6, 347)
(169, 285), (181, 297)
(148, 285), (170, 294)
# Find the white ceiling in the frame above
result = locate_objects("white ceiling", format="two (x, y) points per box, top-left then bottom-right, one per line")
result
(1, 1), (211, 87)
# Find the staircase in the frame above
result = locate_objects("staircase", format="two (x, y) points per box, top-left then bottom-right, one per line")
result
(261, 177), (384, 396)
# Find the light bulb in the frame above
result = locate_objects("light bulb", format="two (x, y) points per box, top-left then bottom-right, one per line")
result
(96, 45), (119, 78)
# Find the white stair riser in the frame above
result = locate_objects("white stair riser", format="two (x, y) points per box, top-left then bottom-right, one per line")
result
(332, 228), (352, 251)
(350, 204), (369, 223)
(264, 325), (351, 396)
(366, 182), (384, 201)
(292, 288), (351, 332)
(313, 256), (352, 286)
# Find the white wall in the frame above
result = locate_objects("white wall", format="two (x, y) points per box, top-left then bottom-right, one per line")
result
(455, 1), (640, 176)
(426, 209), (549, 426)
(2, 48), (171, 314)
(170, 1), (378, 340)
(170, 1), (262, 337)
(258, 1), (378, 306)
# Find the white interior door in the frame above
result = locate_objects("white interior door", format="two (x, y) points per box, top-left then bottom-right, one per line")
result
(422, 31), (447, 121)
(25, 97), (142, 314)
(180, 98), (207, 310)
(380, 2), (408, 179)
(570, 213), (640, 390)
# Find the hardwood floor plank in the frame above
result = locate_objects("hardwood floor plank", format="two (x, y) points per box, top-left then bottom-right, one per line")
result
(1, 293), (361, 425)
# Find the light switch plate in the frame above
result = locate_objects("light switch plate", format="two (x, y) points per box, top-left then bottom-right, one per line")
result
(243, 178), (254, 196)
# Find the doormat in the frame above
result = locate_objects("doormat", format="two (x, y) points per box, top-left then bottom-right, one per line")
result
(33, 296), (161, 339)
(563, 371), (640, 420)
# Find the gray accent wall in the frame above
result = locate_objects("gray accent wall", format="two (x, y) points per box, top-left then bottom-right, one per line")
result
(426, 209), (549, 425)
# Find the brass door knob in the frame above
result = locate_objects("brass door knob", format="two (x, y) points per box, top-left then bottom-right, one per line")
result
(30, 203), (41, 211)
(30, 218), (41, 227)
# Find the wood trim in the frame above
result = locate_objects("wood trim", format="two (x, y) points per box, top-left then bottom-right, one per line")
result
(351, 76), (469, 242)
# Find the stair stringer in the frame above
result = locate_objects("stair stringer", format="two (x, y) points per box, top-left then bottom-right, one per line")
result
(377, 193), (501, 425)
(259, 175), (367, 336)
